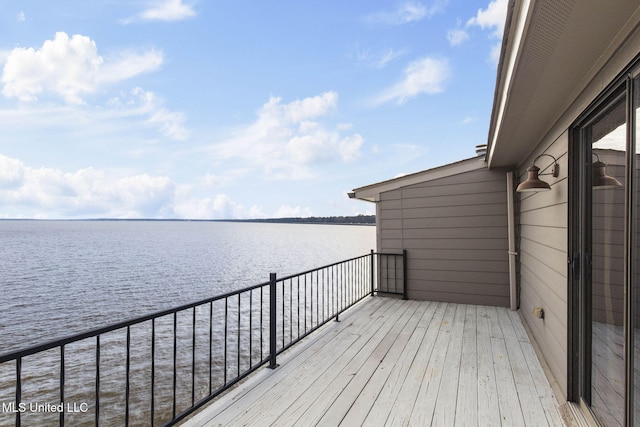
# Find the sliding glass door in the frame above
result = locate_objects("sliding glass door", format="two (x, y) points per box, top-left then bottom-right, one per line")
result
(572, 72), (639, 426)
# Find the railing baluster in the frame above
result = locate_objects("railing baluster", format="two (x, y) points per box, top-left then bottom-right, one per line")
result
(208, 301), (213, 396)
(125, 326), (131, 427)
(16, 357), (21, 427)
(269, 273), (278, 369)
(281, 278), (285, 348)
(237, 294), (241, 378)
(370, 250), (375, 295)
(172, 312), (177, 420)
(394, 255), (398, 293)
(249, 290), (253, 369)
(150, 320), (155, 427)
(337, 264), (340, 317)
(297, 277), (300, 339)
(224, 297), (228, 385)
(403, 249), (408, 300)
(310, 272), (313, 328)
(260, 287), (264, 362)
(340, 264), (343, 314)
(192, 307), (196, 407)
(60, 344), (65, 427)
(96, 335), (100, 427)
(320, 268), (329, 321)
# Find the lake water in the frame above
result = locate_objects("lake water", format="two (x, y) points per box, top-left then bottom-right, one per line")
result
(0, 220), (376, 426)
(0, 220), (376, 354)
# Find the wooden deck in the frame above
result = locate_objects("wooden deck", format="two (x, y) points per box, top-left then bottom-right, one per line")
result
(182, 297), (565, 426)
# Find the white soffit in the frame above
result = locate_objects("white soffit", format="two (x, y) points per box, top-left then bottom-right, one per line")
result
(488, 0), (640, 168)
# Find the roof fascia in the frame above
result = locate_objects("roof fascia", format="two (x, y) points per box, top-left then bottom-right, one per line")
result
(487, 0), (535, 167)
(351, 157), (487, 202)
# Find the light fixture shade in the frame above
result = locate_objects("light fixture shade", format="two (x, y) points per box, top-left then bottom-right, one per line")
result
(516, 165), (552, 192)
(593, 161), (623, 189)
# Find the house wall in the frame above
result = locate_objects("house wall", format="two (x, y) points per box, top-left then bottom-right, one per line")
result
(516, 133), (569, 397)
(377, 167), (510, 305)
(514, 19), (640, 400)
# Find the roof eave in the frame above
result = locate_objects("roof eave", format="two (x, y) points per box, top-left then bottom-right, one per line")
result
(350, 156), (487, 202)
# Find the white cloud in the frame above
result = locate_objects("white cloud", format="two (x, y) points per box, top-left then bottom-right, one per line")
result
(372, 56), (450, 105)
(447, 28), (469, 46)
(17, 11), (26, 22)
(467, 0), (508, 39)
(99, 50), (164, 84)
(274, 205), (313, 218)
(0, 154), (261, 219)
(210, 92), (364, 180)
(366, 1), (448, 25)
(355, 47), (406, 68)
(1, 32), (163, 104)
(339, 134), (365, 162)
(123, 0), (196, 24)
(0, 154), (176, 218)
(173, 193), (260, 219)
(107, 87), (188, 140)
(0, 86), (188, 142)
(132, 89), (188, 140)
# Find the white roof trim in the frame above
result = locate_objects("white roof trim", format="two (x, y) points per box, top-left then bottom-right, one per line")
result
(488, 0), (533, 166)
(351, 157), (487, 202)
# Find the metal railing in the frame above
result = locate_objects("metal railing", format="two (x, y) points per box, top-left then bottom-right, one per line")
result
(374, 250), (407, 299)
(0, 251), (406, 427)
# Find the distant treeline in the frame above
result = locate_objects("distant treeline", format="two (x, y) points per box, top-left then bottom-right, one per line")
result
(6, 215), (376, 224)
(228, 214), (376, 225)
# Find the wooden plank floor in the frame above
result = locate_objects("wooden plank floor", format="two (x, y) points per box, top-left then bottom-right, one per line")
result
(182, 298), (565, 426)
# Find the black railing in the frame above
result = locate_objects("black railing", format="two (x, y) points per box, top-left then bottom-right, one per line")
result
(373, 250), (408, 299)
(0, 251), (406, 427)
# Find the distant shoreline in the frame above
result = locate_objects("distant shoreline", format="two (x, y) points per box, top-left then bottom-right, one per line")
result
(218, 215), (376, 226)
(0, 215), (376, 226)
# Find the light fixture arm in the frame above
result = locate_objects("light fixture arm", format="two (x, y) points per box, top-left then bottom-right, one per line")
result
(531, 153), (559, 177)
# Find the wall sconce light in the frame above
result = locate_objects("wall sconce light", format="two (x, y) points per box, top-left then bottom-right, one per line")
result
(516, 154), (559, 193)
(593, 152), (622, 189)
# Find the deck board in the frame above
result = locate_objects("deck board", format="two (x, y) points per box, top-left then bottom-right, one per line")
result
(476, 305), (502, 426)
(183, 298), (565, 427)
(383, 300), (447, 426)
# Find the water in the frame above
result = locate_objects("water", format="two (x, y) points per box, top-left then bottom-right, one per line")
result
(0, 220), (375, 426)
(0, 220), (375, 354)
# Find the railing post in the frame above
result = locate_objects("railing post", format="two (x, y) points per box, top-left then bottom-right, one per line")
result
(268, 273), (279, 369)
(402, 249), (408, 300)
(370, 249), (375, 296)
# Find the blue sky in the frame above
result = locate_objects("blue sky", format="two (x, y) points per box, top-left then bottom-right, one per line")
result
(0, 0), (507, 219)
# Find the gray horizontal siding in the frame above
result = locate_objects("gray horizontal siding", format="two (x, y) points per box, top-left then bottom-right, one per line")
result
(517, 133), (568, 398)
(377, 166), (510, 306)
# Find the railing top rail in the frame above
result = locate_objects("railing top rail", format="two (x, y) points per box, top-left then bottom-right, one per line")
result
(0, 252), (377, 363)
(0, 279), (267, 362)
(275, 253), (371, 282)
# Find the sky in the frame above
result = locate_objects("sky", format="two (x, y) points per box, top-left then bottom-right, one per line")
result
(0, 0), (507, 219)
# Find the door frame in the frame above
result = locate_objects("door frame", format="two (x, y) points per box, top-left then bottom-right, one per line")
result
(568, 63), (640, 425)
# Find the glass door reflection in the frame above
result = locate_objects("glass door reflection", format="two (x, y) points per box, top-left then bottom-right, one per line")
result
(589, 94), (626, 426)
